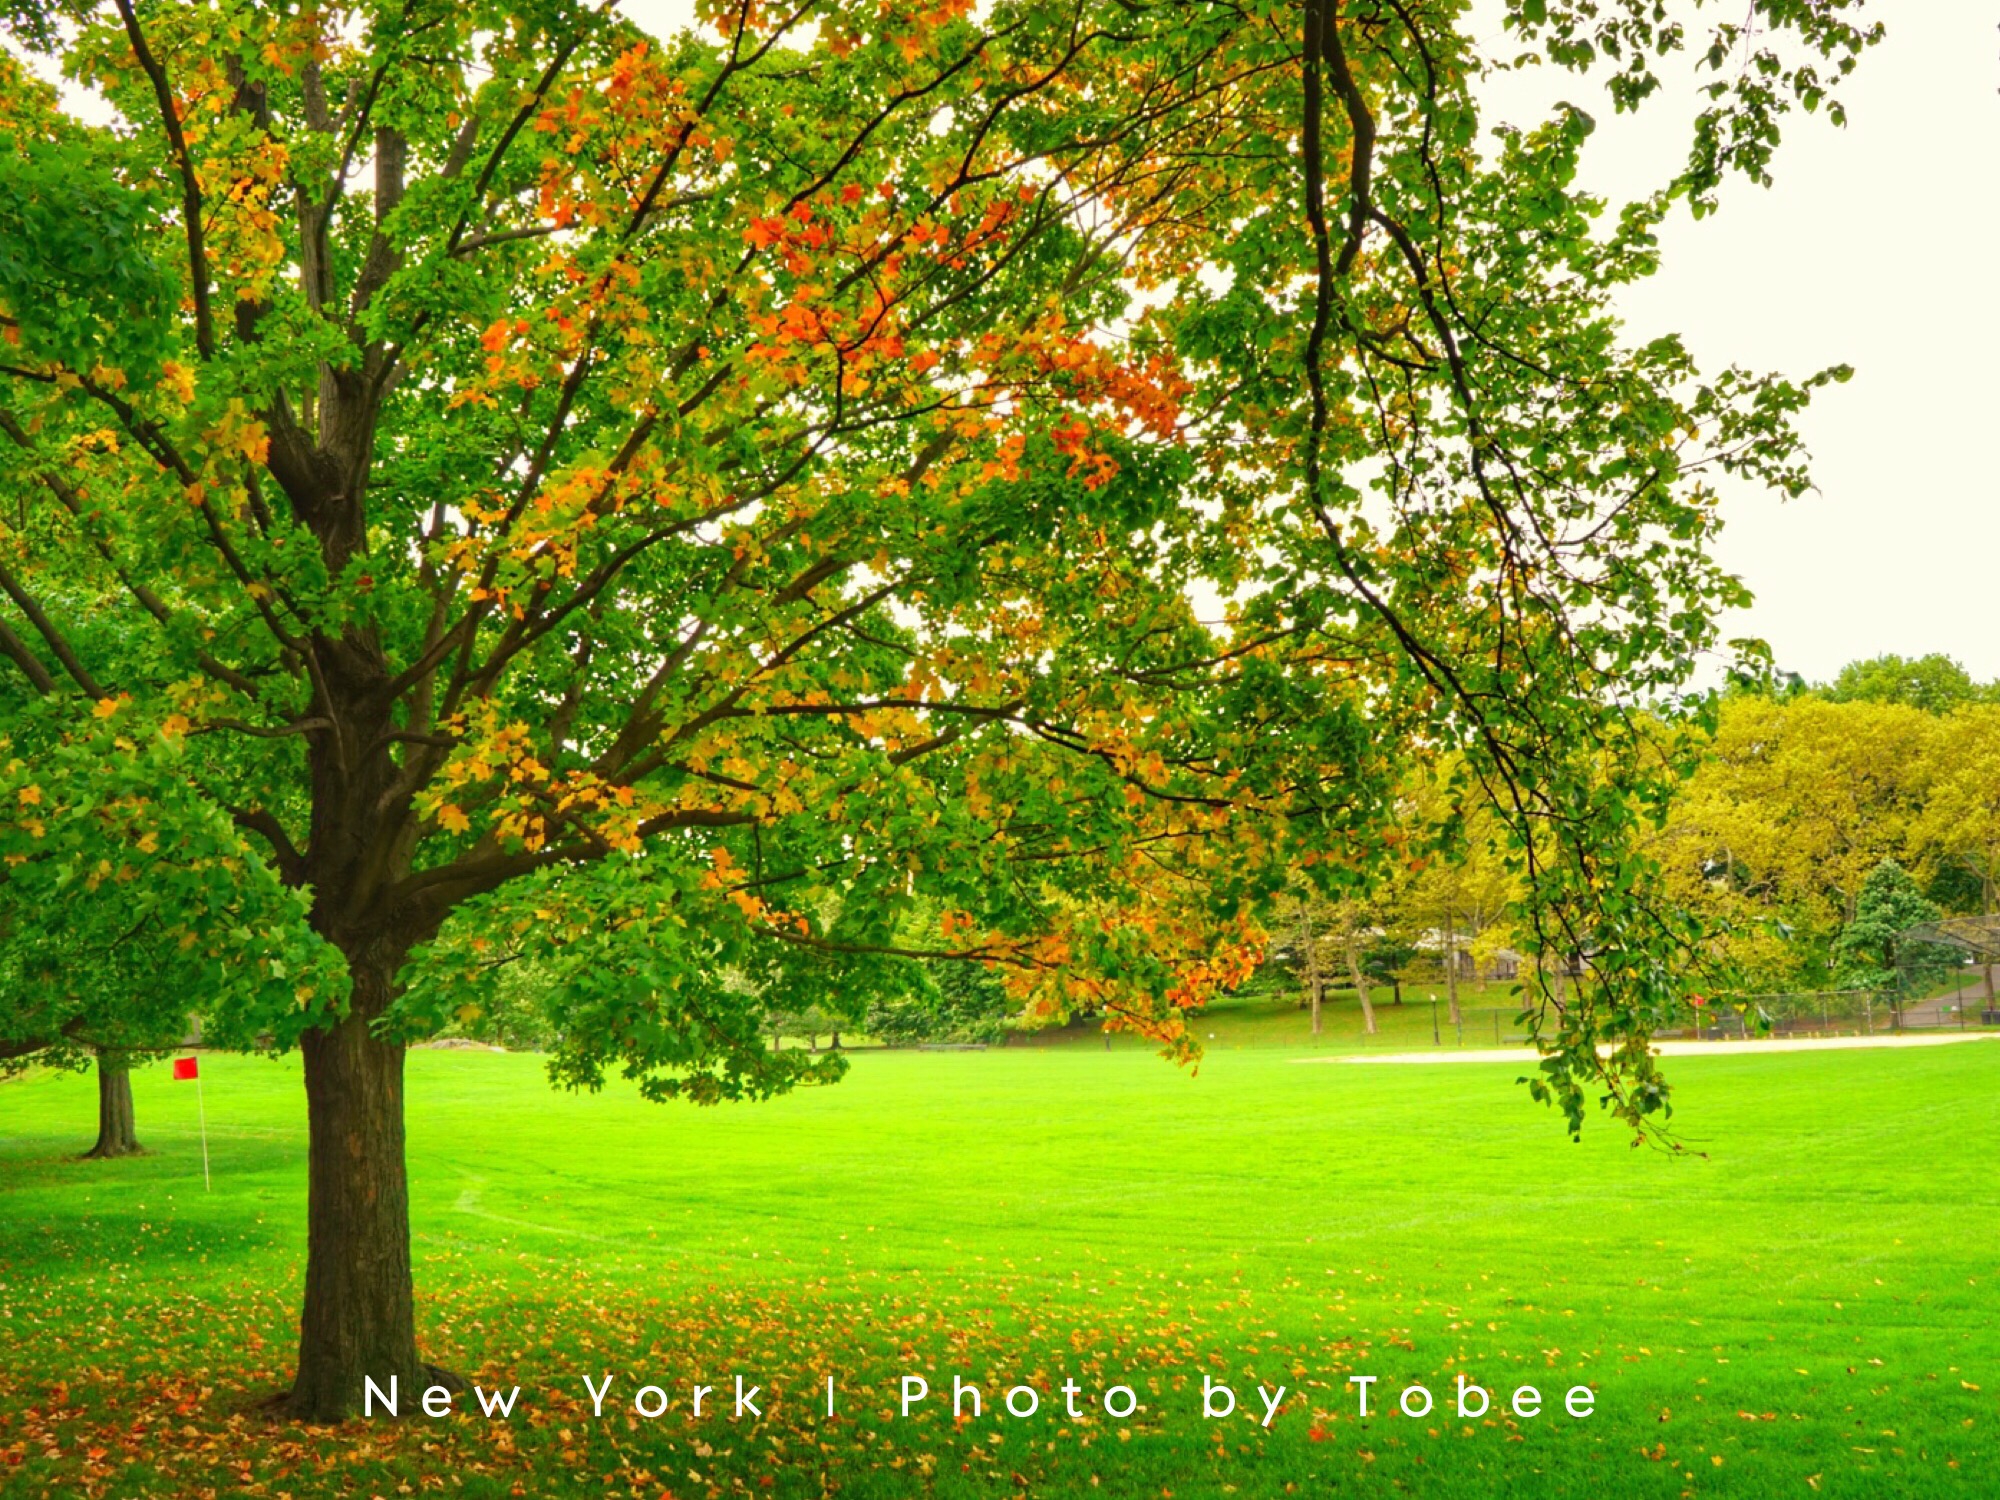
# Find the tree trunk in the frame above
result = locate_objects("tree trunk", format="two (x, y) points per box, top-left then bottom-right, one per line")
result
(1444, 909), (1462, 1028)
(82, 1049), (142, 1158)
(287, 943), (443, 1421)
(1344, 931), (1376, 1035)
(1302, 908), (1323, 1036)
(1296, 918), (1309, 1011)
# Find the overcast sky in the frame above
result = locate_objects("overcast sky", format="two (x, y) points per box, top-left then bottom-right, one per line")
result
(1472, 3), (2000, 684)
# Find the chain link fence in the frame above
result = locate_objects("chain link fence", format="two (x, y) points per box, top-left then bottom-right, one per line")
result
(1671, 984), (2000, 1039)
(1352, 982), (2000, 1050)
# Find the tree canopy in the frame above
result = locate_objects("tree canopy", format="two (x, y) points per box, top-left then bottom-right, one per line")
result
(1826, 653), (1991, 715)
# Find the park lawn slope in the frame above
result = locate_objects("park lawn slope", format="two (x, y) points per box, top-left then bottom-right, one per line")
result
(1, 1039), (1995, 1498)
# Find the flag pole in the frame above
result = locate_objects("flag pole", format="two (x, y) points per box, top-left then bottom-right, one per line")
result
(194, 1064), (211, 1192)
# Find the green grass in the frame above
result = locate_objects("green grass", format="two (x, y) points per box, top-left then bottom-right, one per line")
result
(2, 1035), (1996, 1498)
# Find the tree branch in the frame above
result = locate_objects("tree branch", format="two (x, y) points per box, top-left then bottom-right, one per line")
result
(113, 0), (215, 360)
(230, 806), (308, 886)
(0, 617), (56, 695)
(0, 558), (106, 698)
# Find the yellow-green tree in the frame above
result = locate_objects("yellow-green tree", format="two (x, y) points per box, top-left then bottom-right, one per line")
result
(1380, 764), (1519, 1026)
(1658, 693), (1935, 989)
(1911, 702), (2000, 995)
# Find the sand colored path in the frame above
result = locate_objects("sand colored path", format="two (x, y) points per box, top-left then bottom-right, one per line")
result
(1302, 1032), (2000, 1065)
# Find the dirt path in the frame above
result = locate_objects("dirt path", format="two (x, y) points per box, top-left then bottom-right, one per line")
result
(1305, 1033), (2000, 1066)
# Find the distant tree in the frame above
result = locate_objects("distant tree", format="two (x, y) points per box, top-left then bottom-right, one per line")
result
(1295, 899), (1329, 1037)
(1913, 704), (2000, 914)
(1658, 694), (1935, 988)
(1921, 863), (1986, 916)
(1383, 766), (1519, 1028)
(770, 1001), (839, 1051)
(866, 960), (1011, 1046)
(433, 953), (558, 1052)
(1360, 930), (1417, 1005)
(0, 927), (183, 1159)
(0, 696), (326, 1156)
(1910, 703), (2000, 997)
(1723, 661), (1808, 701)
(1825, 654), (1986, 716)
(1833, 860), (1947, 999)
(1276, 888), (1335, 1036)
(1326, 896), (1382, 1037)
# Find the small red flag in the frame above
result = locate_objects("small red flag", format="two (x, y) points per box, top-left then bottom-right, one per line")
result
(172, 1057), (199, 1081)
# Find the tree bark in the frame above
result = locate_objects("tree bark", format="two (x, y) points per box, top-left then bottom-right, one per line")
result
(286, 940), (445, 1420)
(1301, 908), (1324, 1036)
(82, 1049), (142, 1158)
(1444, 908), (1461, 1028)
(1343, 930), (1376, 1035)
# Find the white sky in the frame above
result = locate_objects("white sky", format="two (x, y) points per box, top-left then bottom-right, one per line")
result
(1470, 3), (2000, 684)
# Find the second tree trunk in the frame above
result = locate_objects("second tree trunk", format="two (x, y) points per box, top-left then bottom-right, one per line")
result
(83, 1050), (142, 1159)
(287, 950), (429, 1421)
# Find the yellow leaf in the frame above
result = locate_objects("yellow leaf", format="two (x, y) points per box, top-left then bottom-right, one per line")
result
(438, 804), (470, 834)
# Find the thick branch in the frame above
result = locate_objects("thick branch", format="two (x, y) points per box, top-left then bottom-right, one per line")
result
(0, 558), (106, 698)
(0, 617), (56, 695)
(231, 806), (308, 886)
(114, 0), (215, 361)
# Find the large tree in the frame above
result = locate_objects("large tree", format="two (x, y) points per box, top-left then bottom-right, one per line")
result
(0, 0), (1872, 1419)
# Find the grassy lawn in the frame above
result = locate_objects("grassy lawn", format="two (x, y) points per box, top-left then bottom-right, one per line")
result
(2, 1036), (1995, 1498)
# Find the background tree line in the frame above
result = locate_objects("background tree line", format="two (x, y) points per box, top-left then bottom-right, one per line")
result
(1265, 652), (2000, 1029)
